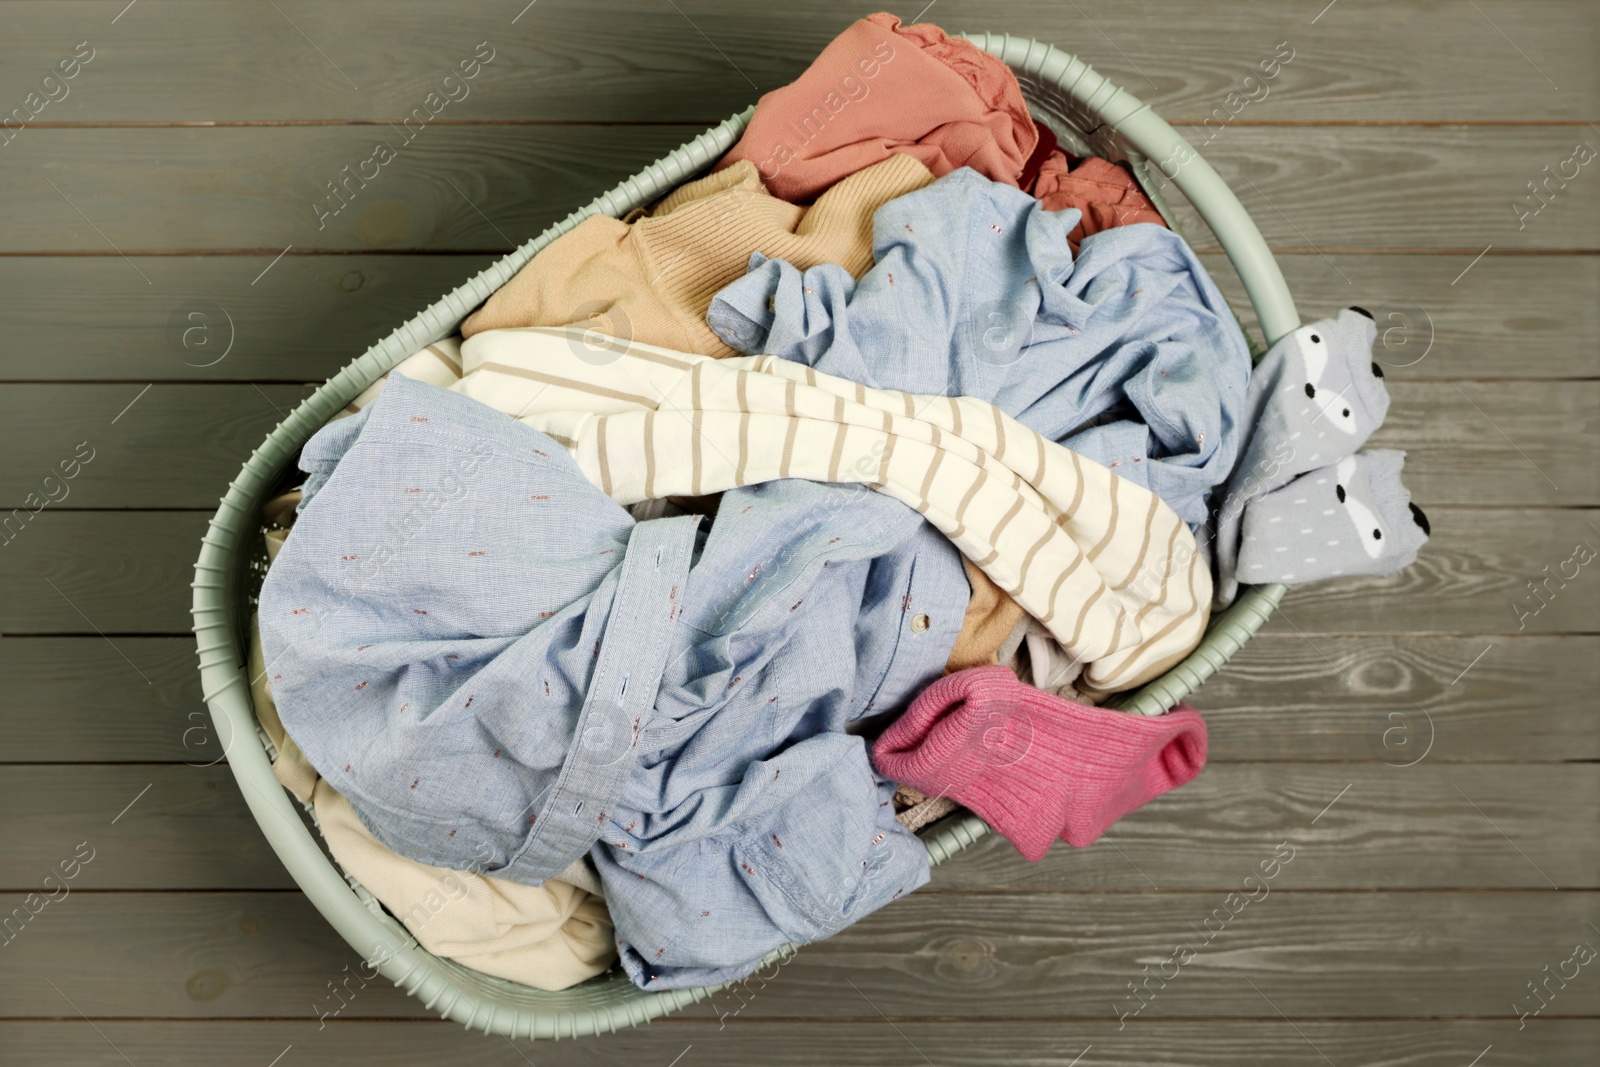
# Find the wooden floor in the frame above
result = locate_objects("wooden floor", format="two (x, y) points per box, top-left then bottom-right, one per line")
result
(1, 2), (1596, 1064)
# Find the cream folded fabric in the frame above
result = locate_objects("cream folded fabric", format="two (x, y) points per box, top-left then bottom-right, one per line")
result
(247, 613), (616, 990)
(356, 329), (1209, 694)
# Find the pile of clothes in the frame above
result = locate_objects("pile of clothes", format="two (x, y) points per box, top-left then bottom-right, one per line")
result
(249, 14), (1429, 994)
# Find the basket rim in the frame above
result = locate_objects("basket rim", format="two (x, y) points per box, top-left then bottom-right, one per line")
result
(192, 34), (1296, 1039)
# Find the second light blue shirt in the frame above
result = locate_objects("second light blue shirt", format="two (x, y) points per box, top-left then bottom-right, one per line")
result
(706, 167), (1254, 527)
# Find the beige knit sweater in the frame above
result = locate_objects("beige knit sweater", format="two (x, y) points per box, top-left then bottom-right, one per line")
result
(458, 153), (935, 356)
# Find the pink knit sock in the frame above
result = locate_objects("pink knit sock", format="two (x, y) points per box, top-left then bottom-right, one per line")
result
(872, 665), (1207, 861)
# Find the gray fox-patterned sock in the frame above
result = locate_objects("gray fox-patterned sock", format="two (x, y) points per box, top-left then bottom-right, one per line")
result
(1236, 450), (1429, 584)
(1210, 308), (1389, 607)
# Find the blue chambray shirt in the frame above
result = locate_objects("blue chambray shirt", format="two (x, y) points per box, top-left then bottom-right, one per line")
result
(706, 167), (1254, 528)
(258, 373), (966, 990)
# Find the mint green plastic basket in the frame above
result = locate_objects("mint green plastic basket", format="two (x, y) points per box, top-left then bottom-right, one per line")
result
(192, 36), (1296, 1039)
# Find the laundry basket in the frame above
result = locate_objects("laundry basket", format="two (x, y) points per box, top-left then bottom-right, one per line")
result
(191, 35), (1297, 1039)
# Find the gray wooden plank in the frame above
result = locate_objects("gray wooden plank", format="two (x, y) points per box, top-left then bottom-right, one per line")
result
(0, 0), (769, 124)
(6, 125), (696, 253)
(0, 0), (1591, 122)
(7, 634), (1594, 763)
(1369, 381), (1596, 508)
(0, 638), (205, 762)
(0, 384), (311, 512)
(662, 890), (1600, 1023)
(1190, 634), (1600, 761)
(0, 254), (495, 382)
(3, 253), (1593, 382)
(1198, 252), (1600, 380)
(4, 764), (1589, 892)
(1261, 507), (1600, 635)
(0, 1020), (1592, 1067)
(0, 766), (297, 893)
(0, 380), (1591, 510)
(6, 126), (1597, 253)
(1153, 125), (1600, 252)
(929, 763), (1598, 891)
(2, 508), (1592, 636)
(0, 890), (425, 1020)
(1, 890), (1592, 1018)
(0, 511), (208, 634)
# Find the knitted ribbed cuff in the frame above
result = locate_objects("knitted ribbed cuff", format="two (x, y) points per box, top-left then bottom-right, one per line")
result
(873, 665), (1207, 860)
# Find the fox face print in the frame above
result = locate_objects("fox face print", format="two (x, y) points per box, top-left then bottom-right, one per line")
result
(1236, 450), (1428, 585)
(1287, 311), (1386, 444)
(1210, 307), (1392, 606)
(1333, 454), (1387, 560)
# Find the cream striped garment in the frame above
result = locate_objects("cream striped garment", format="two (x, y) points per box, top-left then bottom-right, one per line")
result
(348, 330), (1211, 695)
